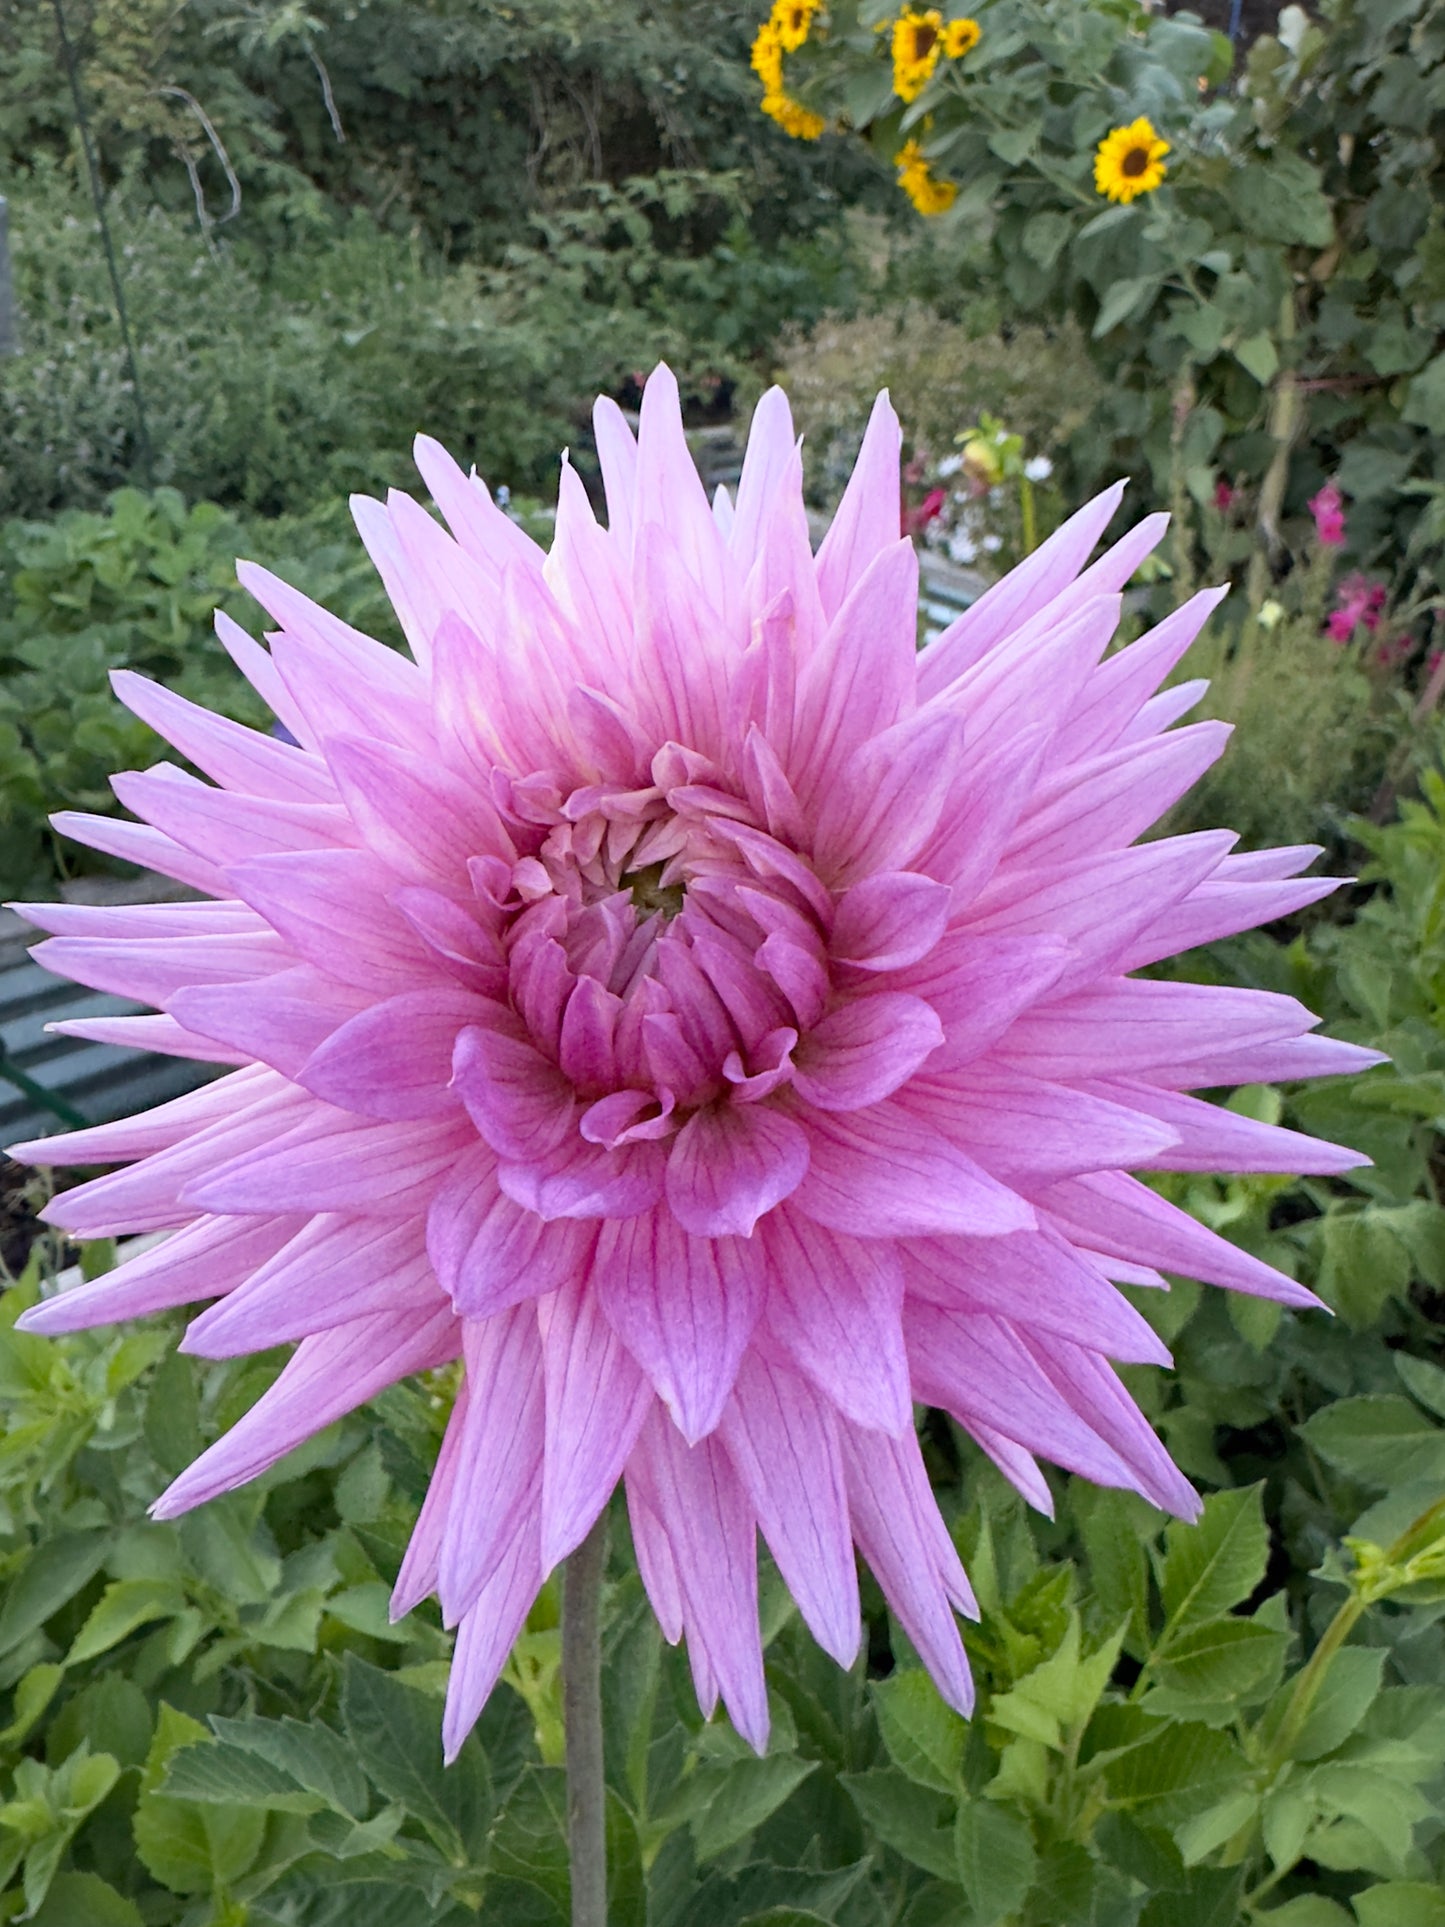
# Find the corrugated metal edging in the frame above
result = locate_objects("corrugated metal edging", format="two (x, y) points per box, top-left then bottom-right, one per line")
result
(0, 955), (215, 1144)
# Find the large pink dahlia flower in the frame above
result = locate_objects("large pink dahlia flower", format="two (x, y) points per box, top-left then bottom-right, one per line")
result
(12, 369), (1373, 1759)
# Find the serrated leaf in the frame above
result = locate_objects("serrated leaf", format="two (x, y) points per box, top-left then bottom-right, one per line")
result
(1150, 1615), (1289, 1704)
(872, 1670), (965, 1792)
(1275, 1648), (1386, 1762)
(1254, 1901), (1352, 1927)
(1396, 1352), (1445, 1420)
(341, 1654), (489, 1857)
(691, 1755), (817, 1861)
(1103, 1721), (1242, 1825)
(133, 1706), (265, 1896)
(66, 1578), (187, 1664)
(955, 1800), (1036, 1924)
(163, 1741), (326, 1814)
(839, 1769), (958, 1880)
(29, 1871), (144, 1927)
(488, 1766), (570, 1915)
(1352, 1883), (1445, 1927)
(209, 1714), (370, 1816)
(1160, 1486), (1269, 1634)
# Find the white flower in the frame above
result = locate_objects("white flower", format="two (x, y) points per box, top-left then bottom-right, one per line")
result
(935, 453), (964, 478)
(1024, 456), (1054, 482)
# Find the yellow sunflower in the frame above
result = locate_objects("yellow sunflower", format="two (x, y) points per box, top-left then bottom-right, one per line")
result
(942, 17), (980, 57)
(750, 21), (785, 95)
(762, 89), (827, 139)
(770, 0), (820, 53)
(1093, 116), (1170, 203)
(895, 137), (958, 216)
(891, 8), (945, 102)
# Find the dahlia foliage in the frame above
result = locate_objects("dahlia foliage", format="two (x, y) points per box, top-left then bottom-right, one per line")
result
(12, 369), (1372, 1760)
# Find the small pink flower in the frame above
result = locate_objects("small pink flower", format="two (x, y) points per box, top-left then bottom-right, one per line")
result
(9, 369), (1372, 1761)
(1328, 572), (1387, 644)
(903, 486), (947, 537)
(1213, 480), (1234, 514)
(1308, 481), (1346, 547)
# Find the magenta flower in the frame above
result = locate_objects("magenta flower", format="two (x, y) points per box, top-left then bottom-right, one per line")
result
(11, 369), (1374, 1759)
(1308, 481), (1347, 548)
(1326, 571), (1387, 644)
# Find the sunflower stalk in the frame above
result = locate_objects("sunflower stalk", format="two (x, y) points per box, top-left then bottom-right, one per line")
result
(563, 1512), (610, 1927)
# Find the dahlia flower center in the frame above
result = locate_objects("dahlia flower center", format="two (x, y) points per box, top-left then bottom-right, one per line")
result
(620, 860), (687, 922)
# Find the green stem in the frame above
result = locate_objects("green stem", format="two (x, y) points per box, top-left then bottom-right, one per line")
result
(1019, 476), (1037, 556)
(562, 1513), (609, 1927)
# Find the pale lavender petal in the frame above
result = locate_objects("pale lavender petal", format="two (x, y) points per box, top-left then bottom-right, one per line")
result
(111, 669), (337, 804)
(452, 1023), (577, 1161)
(815, 390), (903, 622)
(761, 1210), (911, 1433)
(664, 1103), (810, 1237)
(538, 1274), (653, 1570)
(792, 992), (942, 1112)
(794, 1102), (1035, 1239)
(152, 1302), (458, 1518)
(831, 871), (952, 973)
(436, 1309), (544, 1625)
(498, 1136), (666, 1222)
(596, 1207), (765, 1442)
(443, 1522), (541, 1764)
(227, 849), (434, 992)
(719, 1353), (860, 1664)
(301, 990), (480, 1119)
(429, 1145), (596, 1319)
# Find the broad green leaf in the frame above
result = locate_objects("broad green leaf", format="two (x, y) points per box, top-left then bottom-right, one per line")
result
(990, 1614), (1126, 1750)
(0, 1532), (108, 1658)
(872, 1669), (965, 1792)
(1150, 1615), (1289, 1705)
(66, 1578), (187, 1665)
(1093, 276), (1161, 339)
(488, 1766), (570, 1916)
(1353, 1883), (1445, 1927)
(1299, 1397), (1445, 1489)
(1139, 1863), (1244, 1927)
(1103, 1721), (1242, 1826)
(1402, 354), (1445, 435)
(1159, 1487), (1269, 1634)
(1396, 1351), (1445, 1420)
(132, 1704), (265, 1897)
(1096, 1812), (1187, 1891)
(1281, 1648), (1385, 1762)
(839, 1769), (958, 1881)
(691, 1756), (817, 1861)
(1257, 1896), (1352, 1926)
(163, 1742), (328, 1814)
(0, 1663), (63, 1745)
(1235, 333), (1280, 384)
(209, 1714), (370, 1816)
(30, 1871), (144, 1927)
(1227, 151), (1334, 247)
(341, 1654), (490, 1857)
(1173, 1789), (1256, 1865)
(954, 1800), (1036, 1924)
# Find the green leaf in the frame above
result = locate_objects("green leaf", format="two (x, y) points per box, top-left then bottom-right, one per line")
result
(990, 1614), (1126, 1750)
(163, 1742), (327, 1814)
(1256, 1896), (1353, 1927)
(132, 1704), (265, 1897)
(1227, 151), (1334, 247)
(66, 1578), (187, 1664)
(872, 1669), (965, 1792)
(0, 1532), (108, 1658)
(1150, 1615), (1289, 1705)
(1103, 1721), (1242, 1826)
(29, 1872), (144, 1927)
(1299, 1397), (1445, 1489)
(1093, 276), (1162, 338)
(1402, 354), (1445, 435)
(0, 1663), (64, 1746)
(1235, 333), (1280, 385)
(209, 1714), (370, 1815)
(954, 1800), (1037, 1924)
(1276, 1648), (1385, 1762)
(1353, 1883), (1445, 1927)
(691, 1755), (817, 1861)
(488, 1766), (570, 1916)
(1159, 1486), (1269, 1634)
(340, 1654), (490, 1857)
(839, 1769), (958, 1880)
(1096, 1812), (1187, 1891)
(1396, 1352), (1445, 1420)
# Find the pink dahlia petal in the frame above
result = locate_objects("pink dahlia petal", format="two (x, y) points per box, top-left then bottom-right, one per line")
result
(301, 989), (480, 1119)
(791, 991), (943, 1112)
(538, 1275), (653, 1570)
(14, 1214), (299, 1336)
(794, 1102), (1035, 1239)
(226, 850), (432, 992)
(998, 979), (1318, 1081)
(171, 967), (372, 1079)
(152, 1302), (458, 1519)
(214, 609), (314, 749)
(918, 481), (1127, 696)
(429, 1146), (596, 1319)
(841, 1423), (975, 1715)
(111, 669), (336, 804)
(596, 1207), (765, 1442)
(111, 766), (356, 866)
(1053, 586), (1228, 764)
(29, 930), (292, 1009)
(43, 1012), (250, 1067)
(183, 1113), (471, 1217)
(830, 871), (952, 973)
(719, 1353), (860, 1665)
(181, 1215), (439, 1356)
(761, 1211), (912, 1434)
(443, 1524), (541, 1765)
(905, 1069), (1178, 1182)
(629, 1410), (769, 1751)
(50, 808), (228, 896)
(814, 389), (903, 622)
(664, 1103), (810, 1237)
(436, 1310), (544, 1626)
(813, 707), (969, 885)
(452, 1022), (576, 1161)
(498, 1136), (666, 1222)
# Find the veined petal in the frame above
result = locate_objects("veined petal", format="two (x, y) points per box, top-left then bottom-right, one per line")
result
(538, 1274), (653, 1570)
(761, 1210), (912, 1434)
(665, 1103), (810, 1238)
(429, 1145), (597, 1319)
(792, 992), (942, 1112)
(794, 1102), (1035, 1239)
(596, 1207), (765, 1443)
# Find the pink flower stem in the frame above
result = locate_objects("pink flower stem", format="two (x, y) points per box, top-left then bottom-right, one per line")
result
(563, 1512), (609, 1927)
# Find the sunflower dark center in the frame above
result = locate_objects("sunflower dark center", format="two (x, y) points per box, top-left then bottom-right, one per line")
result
(911, 24), (938, 57)
(1122, 145), (1150, 177)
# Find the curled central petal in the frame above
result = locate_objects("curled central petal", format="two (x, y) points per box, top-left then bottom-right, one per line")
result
(9, 364), (1373, 1763)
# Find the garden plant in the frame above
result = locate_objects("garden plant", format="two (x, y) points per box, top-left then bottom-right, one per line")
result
(1, 4), (1444, 1927)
